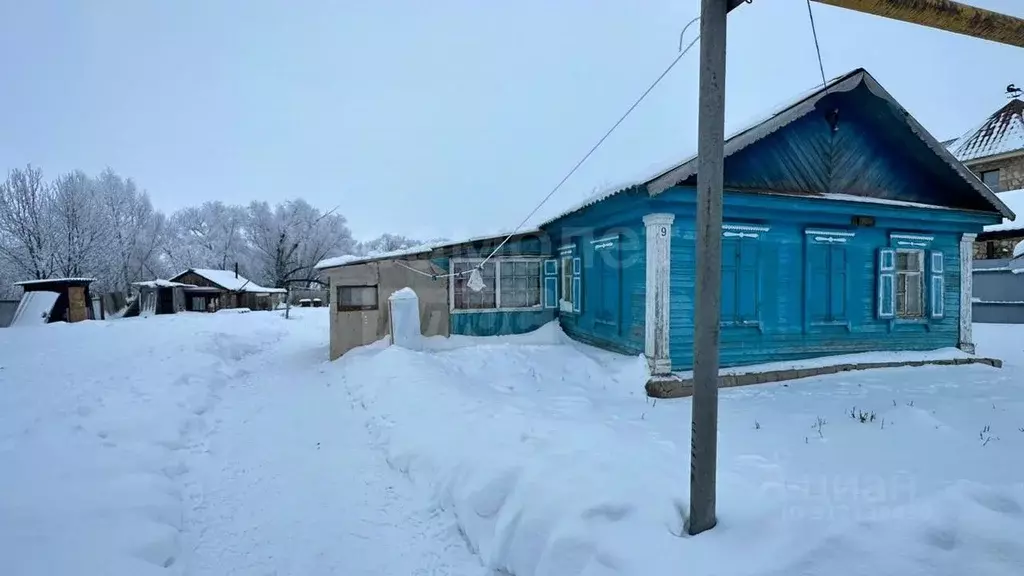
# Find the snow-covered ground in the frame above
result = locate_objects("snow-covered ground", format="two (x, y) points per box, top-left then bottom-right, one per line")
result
(340, 323), (1024, 576)
(2, 311), (1023, 576)
(0, 310), (483, 576)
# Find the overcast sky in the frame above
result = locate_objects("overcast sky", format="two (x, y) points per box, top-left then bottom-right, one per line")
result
(2, 0), (1021, 241)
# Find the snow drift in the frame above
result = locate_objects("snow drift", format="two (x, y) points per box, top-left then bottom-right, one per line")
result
(336, 322), (1024, 576)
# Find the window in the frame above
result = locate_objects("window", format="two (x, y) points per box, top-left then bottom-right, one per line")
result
(499, 261), (541, 308)
(451, 258), (542, 311)
(806, 230), (850, 324)
(560, 255), (573, 310)
(895, 250), (924, 318)
(452, 261), (496, 309)
(721, 225), (766, 325)
(981, 169), (1001, 192)
(337, 285), (378, 311)
(555, 253), (581, 314)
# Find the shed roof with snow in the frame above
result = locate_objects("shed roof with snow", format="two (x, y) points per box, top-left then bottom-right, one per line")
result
(132, 279), (195, 288)
(315, 229), (542, 271)
(14, 278), (96, 289)
(168, 269), (286, 294)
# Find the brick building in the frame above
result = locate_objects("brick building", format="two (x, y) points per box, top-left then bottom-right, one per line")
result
(945, 96), (1024, 259)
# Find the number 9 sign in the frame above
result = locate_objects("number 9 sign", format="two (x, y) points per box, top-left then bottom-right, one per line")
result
(659, 226), (668, 238)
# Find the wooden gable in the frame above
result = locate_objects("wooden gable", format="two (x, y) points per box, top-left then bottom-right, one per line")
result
(708, 81), (998, 213)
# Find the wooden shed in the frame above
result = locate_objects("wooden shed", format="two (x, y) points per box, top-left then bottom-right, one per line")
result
(168, 268), (286, 312)
(132, 280), (192, 315)
(11, 278), (97, 325)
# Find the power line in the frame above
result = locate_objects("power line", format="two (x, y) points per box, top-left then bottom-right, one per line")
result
(806, 0), (829, 91)
(396, 17), (704, 280)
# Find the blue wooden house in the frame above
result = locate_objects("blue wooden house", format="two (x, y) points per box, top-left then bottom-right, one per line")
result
(317, 69), (1014, 374)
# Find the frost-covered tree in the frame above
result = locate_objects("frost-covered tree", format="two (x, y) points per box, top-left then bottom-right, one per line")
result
(358, 233), (424, 255)
(0, 165), (56, 281)
(164, 201), (250, 273)
(246, 199), (355, 287)
(94, 168), (167, 291)
(51, 170), (109, 279)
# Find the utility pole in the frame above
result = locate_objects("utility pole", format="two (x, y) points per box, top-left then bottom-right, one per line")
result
(689, 0), (729, 536)
(687, 0), (1023, 537)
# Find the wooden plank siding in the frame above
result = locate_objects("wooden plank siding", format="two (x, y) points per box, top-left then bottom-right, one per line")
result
(545, 189), (650, 355)
(658, 185), (988, 369)
(543, 180), (994, 370)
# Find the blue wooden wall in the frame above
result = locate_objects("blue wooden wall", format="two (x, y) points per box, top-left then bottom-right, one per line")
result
(456, 78), (1006, 361)
(438, 234), (557, 337)
(543, 189), (649, 355)
(656, 186), (994, 368)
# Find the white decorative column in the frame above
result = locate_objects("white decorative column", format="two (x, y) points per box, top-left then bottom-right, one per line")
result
(644, 213), (675, 375)
(959, 233), (976, 354)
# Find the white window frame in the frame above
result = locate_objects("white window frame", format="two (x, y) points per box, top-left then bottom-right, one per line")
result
(559, 254), (575, 313)
(895, 248), (925, 319)
(449, 257), (544, 313)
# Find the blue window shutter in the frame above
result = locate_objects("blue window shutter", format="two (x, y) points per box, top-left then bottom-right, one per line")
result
(572, 257), (581, 313)
(930, 251), (944, 319)
(877, 248), (895, 319)
(721, 239), (738, 322)
(807, 244), (828, 323)
(543, 259), (558, 309)
(830, 246), (848, 321)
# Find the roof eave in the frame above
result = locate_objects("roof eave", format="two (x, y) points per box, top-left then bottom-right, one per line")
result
(316, 230), (547, 271)
(961, 148), (1024, 167)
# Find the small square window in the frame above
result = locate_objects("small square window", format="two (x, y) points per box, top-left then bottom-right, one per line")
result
(981, 169), (1000, 192)
(337, 286), (378, 311)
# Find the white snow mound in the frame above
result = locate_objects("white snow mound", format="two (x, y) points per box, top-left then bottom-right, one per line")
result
(334, 321), (1024, 576)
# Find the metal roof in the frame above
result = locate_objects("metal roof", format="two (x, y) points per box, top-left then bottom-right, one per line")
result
(14, 277), (96, 286)
(315, 228), (542, 271)
(947, 99), (1024, 163)
(170, 268), (287, 294)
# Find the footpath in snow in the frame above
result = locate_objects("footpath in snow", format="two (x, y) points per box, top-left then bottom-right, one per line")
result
(336, 323), (1024, 576)
(0, 310), (485, 576)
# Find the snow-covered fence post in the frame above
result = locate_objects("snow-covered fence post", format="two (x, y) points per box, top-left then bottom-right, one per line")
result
(388, 288), (422, 350)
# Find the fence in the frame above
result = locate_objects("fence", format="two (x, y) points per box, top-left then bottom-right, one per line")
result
(288, 288), (328, 305)
(0, 300), (19, 328)
(973, 258), (1024, 324)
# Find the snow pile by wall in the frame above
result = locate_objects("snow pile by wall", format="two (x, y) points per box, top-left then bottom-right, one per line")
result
(337, 324), (1024, 576)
